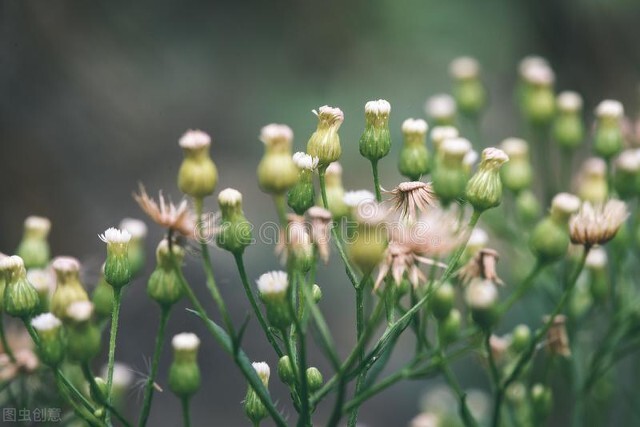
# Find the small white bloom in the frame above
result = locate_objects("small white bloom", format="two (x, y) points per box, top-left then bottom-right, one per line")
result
(482, 147), (510, 164)
(51, 256), (80, 273)
(468, 228), (489, 249)
(402, 118), (429, 135)
(343, 190), (376, 208)
(449, 56), (480, 80)
(259, 124), (294, 146)
(67, 301), (94, 322)
(518, 56), (549, 77)
(465, 280), (498, 309)
(551, 193), (582, 216)
(252, 361), (270, 380)
(179, 129), (211, 150)
(256, 271), (288, 295)
(585, 246), (607, 269)
(463, 150), (479, 168)
(172, 332), (201, 351)
(595, 100), (624, 119)
(430, 126), (459, 151)
(312, 106), (345, 124)
(0, 255), (24, 272)
(616, 149), (640, 173)
(119, 218), (148, 240)
(101, 362), (133, 389)
(500, 138), (529, 158)
(292, 152), (319, 171)
(218, 188), (243, 206)
(325, 162), (343, 176)
(27, 268), (55, 294)
(557, 91), (583, 112)
(519, 56), (554, 85)
(31, 313), (62, 331)
(441, 137), (472, 157)
(364, 99), (391, 116)
(98, 227), (132, 244)
(25, 216), (51, 234)
(582, 157), (607, 177)
(424, 94), (456, 119)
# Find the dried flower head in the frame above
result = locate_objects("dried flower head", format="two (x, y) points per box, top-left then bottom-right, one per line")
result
(569, 199), (628, 246)
(459, 248), (503, 286)
(387, 181), (437, 220)
(134, 185), (196, 237)
(373, 241), (446, 290)
(543, 315), (571, 357)
(307, 207), (332, 264)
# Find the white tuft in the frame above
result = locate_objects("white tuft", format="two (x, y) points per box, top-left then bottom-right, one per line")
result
(252, 361), (270, 379)
(104, 363), (133, 388)
(31, 313), (62, 331)
(430, 126), (459, 144)
(256, 271), (288, 295)
(465, 280), (498, 309)
(218, 188), (243, 206)
(616, 149), (640, 172)
(586, 247), (607, 269)
(364, 99), (391, 115)
(312, 106), (344, 123)
(441, 137), (472, 156)
(424, 94), (456, 119)
(292, 152), (319, 170)
(0, 255), (24, 272)
(25, 216), (51, 233)
(557, 91), (583, 112)
(67, 301), (94, 322)
(325, 162), (343, 176)
(98, 227), (132, 244)
(519, 56), (554, 85)
(500, 138), (529, 157)
(179, 130), (211, 149)
(119, 218), (148, 239)
(518, 56), (549, 76)
(172, 332), (201, 351)
(402, 118), (429, 135)
(552, 193), (581, 215)
(482, 147), (510, 164)
(27, 268), (55, 293)
(343, 190), (376, 208)
(260, 123), (293, 145)
(595, 100), (624, 119)
(464, 150), (479, 168)
(51, 256), (80, 273)
(449, 56), (480, 80)
(583, 157), (607, 176)
(468, 228), (489, 248)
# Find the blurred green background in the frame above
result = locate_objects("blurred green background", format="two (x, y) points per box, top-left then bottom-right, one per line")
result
(2, 0), (640, 425)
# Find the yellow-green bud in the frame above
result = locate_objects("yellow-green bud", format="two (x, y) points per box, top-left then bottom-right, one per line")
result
(499, 138), (532, 193)
(450, 57), (486, 117)
(177, 130), (218, 198)
(552, 91), (584, 149)
(31, 313), (65, 367)
(317, 162), (350, 219)
(530, 193), (580, 263)
(51, 257), (89, 320)
(217, 188), (253, 255)
(438, 309), (462, 345)
(431, 282), (455, 320)
(92, 271), (114, 318)
(306, 367), (323, 392)
(531, 383), (553, 421)
(425, 94), (456, 127)
(91, 377), (108, 403)
(399, 118), (430, 181)
(65, 301), (101, 363)
(515, 189), (541, 224)
(1, 256), (40, 318)
(510, 324), (531, 353)
(244, 362), (270, 425)
(169, 333), (201, 398)
(27, 268), (55, 314)
(99, 228), (132, 289)
(147, 240), (185, 308)
(277, 355), (296, 386)
(16, 216), (51, 270)
(285, 215), (314, 272)
(257, 271), (291, 330)
(520, 63), (555, 125)
(119, 218), (147, 277)
(466, 148), (510, 212)
(594, 100), (625, 160)
(577, 158), (608, 203)
(344, 198), (388, 274)
(613, 150), (640, 199)
(311, 284), (322, 303)
(257, 124), (299, 194)
(288, 153), (318, 215)
(586, 247), (608, 303)
(359, 99), (391, 162)
(465, 279), (499, 330)
(432, 137), (471, 205)
(307, 106), (344, 168)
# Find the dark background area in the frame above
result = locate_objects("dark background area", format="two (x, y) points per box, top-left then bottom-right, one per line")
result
(2, 1), (640, 425)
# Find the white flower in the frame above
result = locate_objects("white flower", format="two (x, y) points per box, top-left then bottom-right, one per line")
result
(98, 227), (132, 244)
(67, 301), (94, 322)
(292, 152), (319, 171)
(557, 91), (583, 112)
(256, 271), (288, 295)
(119, 218), (148, 240)
(465, 279), (498, 309)
(468, 228), (489, 249)
(585, 246), (607, 269)
(51, 256), (80, 273)
(343, 190), (376, 208)
(101, 362), (133, 389)
(518, 56), (549, 77)
(312, 106), (344, 124)
(463, 150), (479, 168)
(616, 149), (640, 173)
(551, 193), (582, 216)
(218, 188), (243, 206)
(325, 162), (343, 176)
(364, 99), (391, 116)
(500, 138), (529, 158)
(402, 118), (429, 135)
(252, 361), (271, 381)
(31, 313), (62, 331)
(260, 124), (294, 146)
(449, 56), (480, 80)
(27, 268), (55, 294)
(595, 100), (624, 119)
(519, 56), (554, 85)
(424, 94), (456, 119)
(441, 137), (472, 157)
(25, 216), (51, 234)
(179, 130), (211, 150)
(172, 332), (201, 351)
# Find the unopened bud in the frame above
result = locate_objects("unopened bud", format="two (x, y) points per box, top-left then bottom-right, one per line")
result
(177, 130), (219, 198)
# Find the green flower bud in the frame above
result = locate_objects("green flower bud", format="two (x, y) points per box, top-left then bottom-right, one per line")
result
(119, 218), (147, 277)
(520, 63), (555, 125)
(552, 92), (584, 149)
(91, 377), (108, 403)
(531, 383), (553, 421)
(147, 240), (185, 308)
(311, 284), (322, 303)
(359, 100), (391, 162)
(169, 333), (201, 398)
(65, 301), (101, 363)
(317, 162), (350, 219)
(16, 216), (51, 269)
(431, 282), (455, 321)
(450, 57), (486, 117)
(425, 94), (456, 127)
(499, 138), (532, 193)
(585, 247), (608, 303)
(515, 189), (541, 224)
(510, 324), (531, 353)
(51, 257), (89, 320)
(466, 148), (510, 212)
(216, 188), (253, 255)
(577, 158), (608, 204)
(465, 279), (499, 330)
(530, 193), (580, 263)
(99, 228), (132, 289)
(284, 215), (314, 272)
(244, 362), (270, 425)
(438, 309), (462, 345)
(594, 100), (625, 160)
(1, 256), (40, 318)
(277, 355), (296, 386)
(257, 271), (291, 330)
(287, 153), (318, 215)
(613, 150), (640, 199)
(307, 106), (344, 169)
(430, 126), (459, 155)
(177, 130), (218, 199)
(306, 367), (324, 392)
(31, 313), (65, 367)
(399, 118), (430, 181)
(92, 272), (114, 318)
(344, 198), (388, 274)
(100, 363), (133, 405)
(432, 137), (471, 205)
(27, 268), (55, 314)
(257, 124), (299, 195)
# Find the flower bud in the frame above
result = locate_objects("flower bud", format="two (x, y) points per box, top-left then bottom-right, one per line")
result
(31, 313), (65, 367)
(169, 333), (201, 398)
(99, 228), (132, 289)
(424, 94), (456, 126)
(431, 282), (455, 321)
(217, 188), (253, 255)
(465, 279), (499, 330)
(308, 207), (332, 264)
(257, 271), (291, 330)
(552, 91), (585, 149)
(92, 269), (114, 318)
(244, 362), (270, 425)
(613, 149), (640, 199)
(287, 153), (318, 215)
(430, 126), (459, 154)
(306, 367), (324, 392)
(594, 100), (625, 159)
(399, 118), (431, 181)
(51, 257), (89, 320)
(520, 63), (555, 125)
(307, 106), (344, 168)
(65, 301), (101, 363)
(531, 383), (553, 421)
(311, 284), (322, 303)
(432, 137), (471, 205)
(586, 247), (608, 302)
(27, 268), (55, 313)
(499, 138), (532, 193)
(438, 309), (462, 345)
(119, 218), (147, 277)
(359, 99), (391, 162)
(257, 124), (299, 194)
(515, 189), (541, 223)
(91, 377), (108, 403)
(1, 256), (40, 318)
(177, 130), (218, 199)
(101, 363), (133, 404)
(15, 216), (51, 270)
(449, 57), (486, 117)
(466, 148), (510, 212)
(345, 199), (388, 274)
(277, 355), (296, 386)
(147, 240), (185, 308)
(510, 324), (531, 353)
(577, 158), (608, 204)
(530, 193), (580, 263)
(318, 162), (350, 219)
(284, 215), (314, 272)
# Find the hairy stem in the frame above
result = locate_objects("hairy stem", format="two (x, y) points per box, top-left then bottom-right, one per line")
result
(106, 286), (123, 425)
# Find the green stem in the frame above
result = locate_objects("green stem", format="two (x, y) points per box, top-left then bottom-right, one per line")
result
(138, 307), (171, 427)
(347, 285), (366, 426)
(82, 362), (133, 427)
(273, 194), (288, 227)
(485, 333), (502, 427)
(290, 271), (311, 427)
(0, 315), (16, 363)
(55, 370), (105, 427)
(181, 396), (192, 427)
(106, 287), (123, 425)
(498, 260), (545, 315)
(439, 348), (480, 427)
(370, 160), (382, 202)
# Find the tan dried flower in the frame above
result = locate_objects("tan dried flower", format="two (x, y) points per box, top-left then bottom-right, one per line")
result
(387, 181), (437, 220)
(569, 199), (628, 246)
(307, 207), (332, 264)
(459, 248), (503, 286)
(133, 185), (196, 237)
(374, 242), (446, 290)
(543, 315), (571, 357)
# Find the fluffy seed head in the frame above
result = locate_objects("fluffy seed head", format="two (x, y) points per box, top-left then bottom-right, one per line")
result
(25, 216), (51, 234)
(292, 152), (319, 170)
(259, 124), (294, 146)
(119, 218), (148, 240)
(98, 228), (131, 244)
(449, 56), (480, 80)
(557, 91), (583, 112)
(595, 100), (624, 119)
(424, 94), (456, 119)
(67, 301), (94, 322)
(218, 188), (243, 206)
(569, 199), (629, 246)
(402, 118), (429, 135)
(31, 313), (62, 331)
(51, 256), (80, 274)
(256, 271), (288, 295)
(179, 130), (211, 150)
(172, 332), (201, 351)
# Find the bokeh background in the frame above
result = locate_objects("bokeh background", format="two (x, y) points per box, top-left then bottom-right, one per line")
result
(2, 0), (640, 425)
